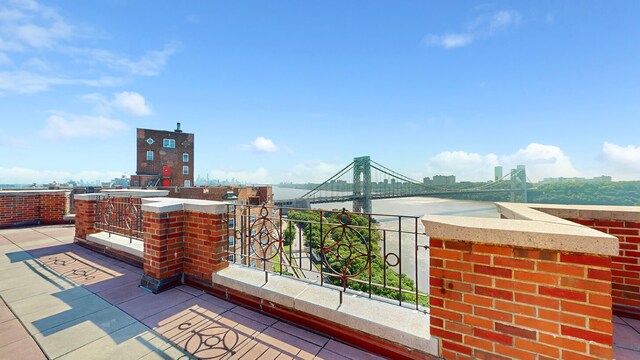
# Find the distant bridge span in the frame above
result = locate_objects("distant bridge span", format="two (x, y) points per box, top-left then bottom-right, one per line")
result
(275, 156), (530, 213)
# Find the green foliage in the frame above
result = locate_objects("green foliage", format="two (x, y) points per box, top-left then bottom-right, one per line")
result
(287, 210), (428, 306)
(528, 181), (640, 206)
(283, 221), (296, 245)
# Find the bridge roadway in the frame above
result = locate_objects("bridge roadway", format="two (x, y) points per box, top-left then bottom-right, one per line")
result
(297, 188), (528, 204)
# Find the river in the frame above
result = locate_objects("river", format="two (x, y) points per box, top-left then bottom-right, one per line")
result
(272, 186), (499, 292)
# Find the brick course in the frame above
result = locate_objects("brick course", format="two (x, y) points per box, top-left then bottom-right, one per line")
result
(0, 192), (70, 227)
(565, 218), (640, 316)
(430, 238), (613, 360)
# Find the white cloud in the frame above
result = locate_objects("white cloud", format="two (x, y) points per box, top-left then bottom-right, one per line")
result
(601, 142), (640, 179)
(208, 167), (272, 184)
(0, 1), (179, 94)
(425, 9), (521, 49)
(112, 91), (153, 116)
(284, 161), (340, 183)
(0, 167), (125, 184)
(426, 33), (474, 49)
(250, 136), (279, 153)
(40, 112), (127, 139)
(81, 91), (152, 116)
(427, 151), (499, 181)
(79, 42), (181, 77)
(489, 10), (521, 32)
(427, 143), (579, 182)
(0, 71), (124, 94)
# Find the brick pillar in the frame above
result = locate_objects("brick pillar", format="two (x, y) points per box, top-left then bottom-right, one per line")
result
(40, 191), (70, 224)
(182, 210), (229, 288)
(429, 238), (613, 360)
(140, 210), (185, 293)
(74, 194), (100, 240)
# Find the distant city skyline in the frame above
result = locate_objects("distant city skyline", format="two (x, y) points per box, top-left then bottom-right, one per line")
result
(1, 1), (639, 185)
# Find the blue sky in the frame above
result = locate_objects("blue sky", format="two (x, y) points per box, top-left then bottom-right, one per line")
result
(1, 0), (639, 184)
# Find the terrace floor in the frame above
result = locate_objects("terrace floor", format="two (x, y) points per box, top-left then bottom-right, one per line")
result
(0, 225), (384, 360)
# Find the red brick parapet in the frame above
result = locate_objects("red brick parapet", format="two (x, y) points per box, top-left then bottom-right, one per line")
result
(0, 190), (71, 227)
(509, 203), (640, 319)
(424, 212), (618, 360)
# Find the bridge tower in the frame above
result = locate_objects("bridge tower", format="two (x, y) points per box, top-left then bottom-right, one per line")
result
(352, 156), (372, 213)
(510, 165), (528, 203)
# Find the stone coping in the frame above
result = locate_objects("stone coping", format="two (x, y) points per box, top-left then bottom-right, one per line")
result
(74, 189), (169, 200)
(422, 208), (619, 256)
(86, 231), (143, 258)
(213, 264), (437, 356)
(523, 203), (640, 222)
(141, 197), (230, 214)
(0, 189), (71, 196)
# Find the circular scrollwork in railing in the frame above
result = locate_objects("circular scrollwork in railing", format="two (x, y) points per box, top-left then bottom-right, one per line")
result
(320, 209), (371, 286)
(384, 252), (400, 267)
(247, 205), (282, 262)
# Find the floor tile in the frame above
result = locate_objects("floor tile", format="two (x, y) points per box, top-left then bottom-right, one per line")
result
(96, 280), (149, 305)
(323, 340), (386, 360)
(614, 322), (640, 351)
(58, 322), (172, 360)
(315, 348), (352, 360)
(614, 345), (640, 360)
(0, 335), (47, 360)
(230, 304), (278, 326)
(255, 326), (321, 360)
(9, 286), (92, 317)
(34, 306), (137, 359)
(271, 320), (329, 347)
(118, 288), (195, 320)
(22, 293), (112, 335)
(0, 318), (31, 347)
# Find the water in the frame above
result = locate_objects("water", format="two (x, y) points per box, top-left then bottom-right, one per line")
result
(273, 186), (499, 292)
(272, 186), (499, 218)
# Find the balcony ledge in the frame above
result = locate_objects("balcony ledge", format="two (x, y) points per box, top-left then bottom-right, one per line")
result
(86, 231), (143, 258)
(423, 202), (619, 256)
(213, 264), (438, 356)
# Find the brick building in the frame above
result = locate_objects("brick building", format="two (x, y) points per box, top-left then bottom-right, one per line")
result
(130, 124), (194, 187)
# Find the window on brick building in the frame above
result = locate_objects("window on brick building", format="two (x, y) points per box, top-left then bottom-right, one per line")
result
(228, 218), (235, 228)
(146, 151), (153, 161)
(228, 236), (236, 247)
(163, 139), (175, 148)
(184, 180), (191, 187)
(183, 153), (189, 162)
(183, 166), (189, 175)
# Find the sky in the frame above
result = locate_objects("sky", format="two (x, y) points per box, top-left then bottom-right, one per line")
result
(1, 0), (640, 185)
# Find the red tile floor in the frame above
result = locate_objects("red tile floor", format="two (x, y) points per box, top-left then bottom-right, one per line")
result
(0, 225), (383, 359)
(2, 225), (640, 359)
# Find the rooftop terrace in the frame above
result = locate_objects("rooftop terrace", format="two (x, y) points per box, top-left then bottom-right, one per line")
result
(0, 225), (384, 359)
(3, 190), (640, 359)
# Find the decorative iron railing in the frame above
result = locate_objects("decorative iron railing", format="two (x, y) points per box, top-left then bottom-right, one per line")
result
(95, 195), (143, 242)
(225, 204), (429, 311)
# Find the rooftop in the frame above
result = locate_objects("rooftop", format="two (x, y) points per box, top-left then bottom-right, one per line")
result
(0, 225), (383, 359)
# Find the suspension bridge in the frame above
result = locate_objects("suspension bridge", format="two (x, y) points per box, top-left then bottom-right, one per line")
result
(275, 156), (531, 213)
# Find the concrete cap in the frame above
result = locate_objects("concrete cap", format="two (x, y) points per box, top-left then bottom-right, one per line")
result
(422, 211), (619, 256)
(0, 190), (71, 196)
(100, 189), (169, 198)
(524, 203), (640, 222)
(141, 197), (230, 214)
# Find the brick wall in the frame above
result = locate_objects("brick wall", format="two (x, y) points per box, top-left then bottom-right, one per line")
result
(142, 210), (185, 286)
(40, 193), (69, 223)
(0, 191), (70, 227)
(182, 211), (228, 287)
(430, 238), (613, 360)
(566, 218), (640, 316)
(74, 197), (99, 240)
